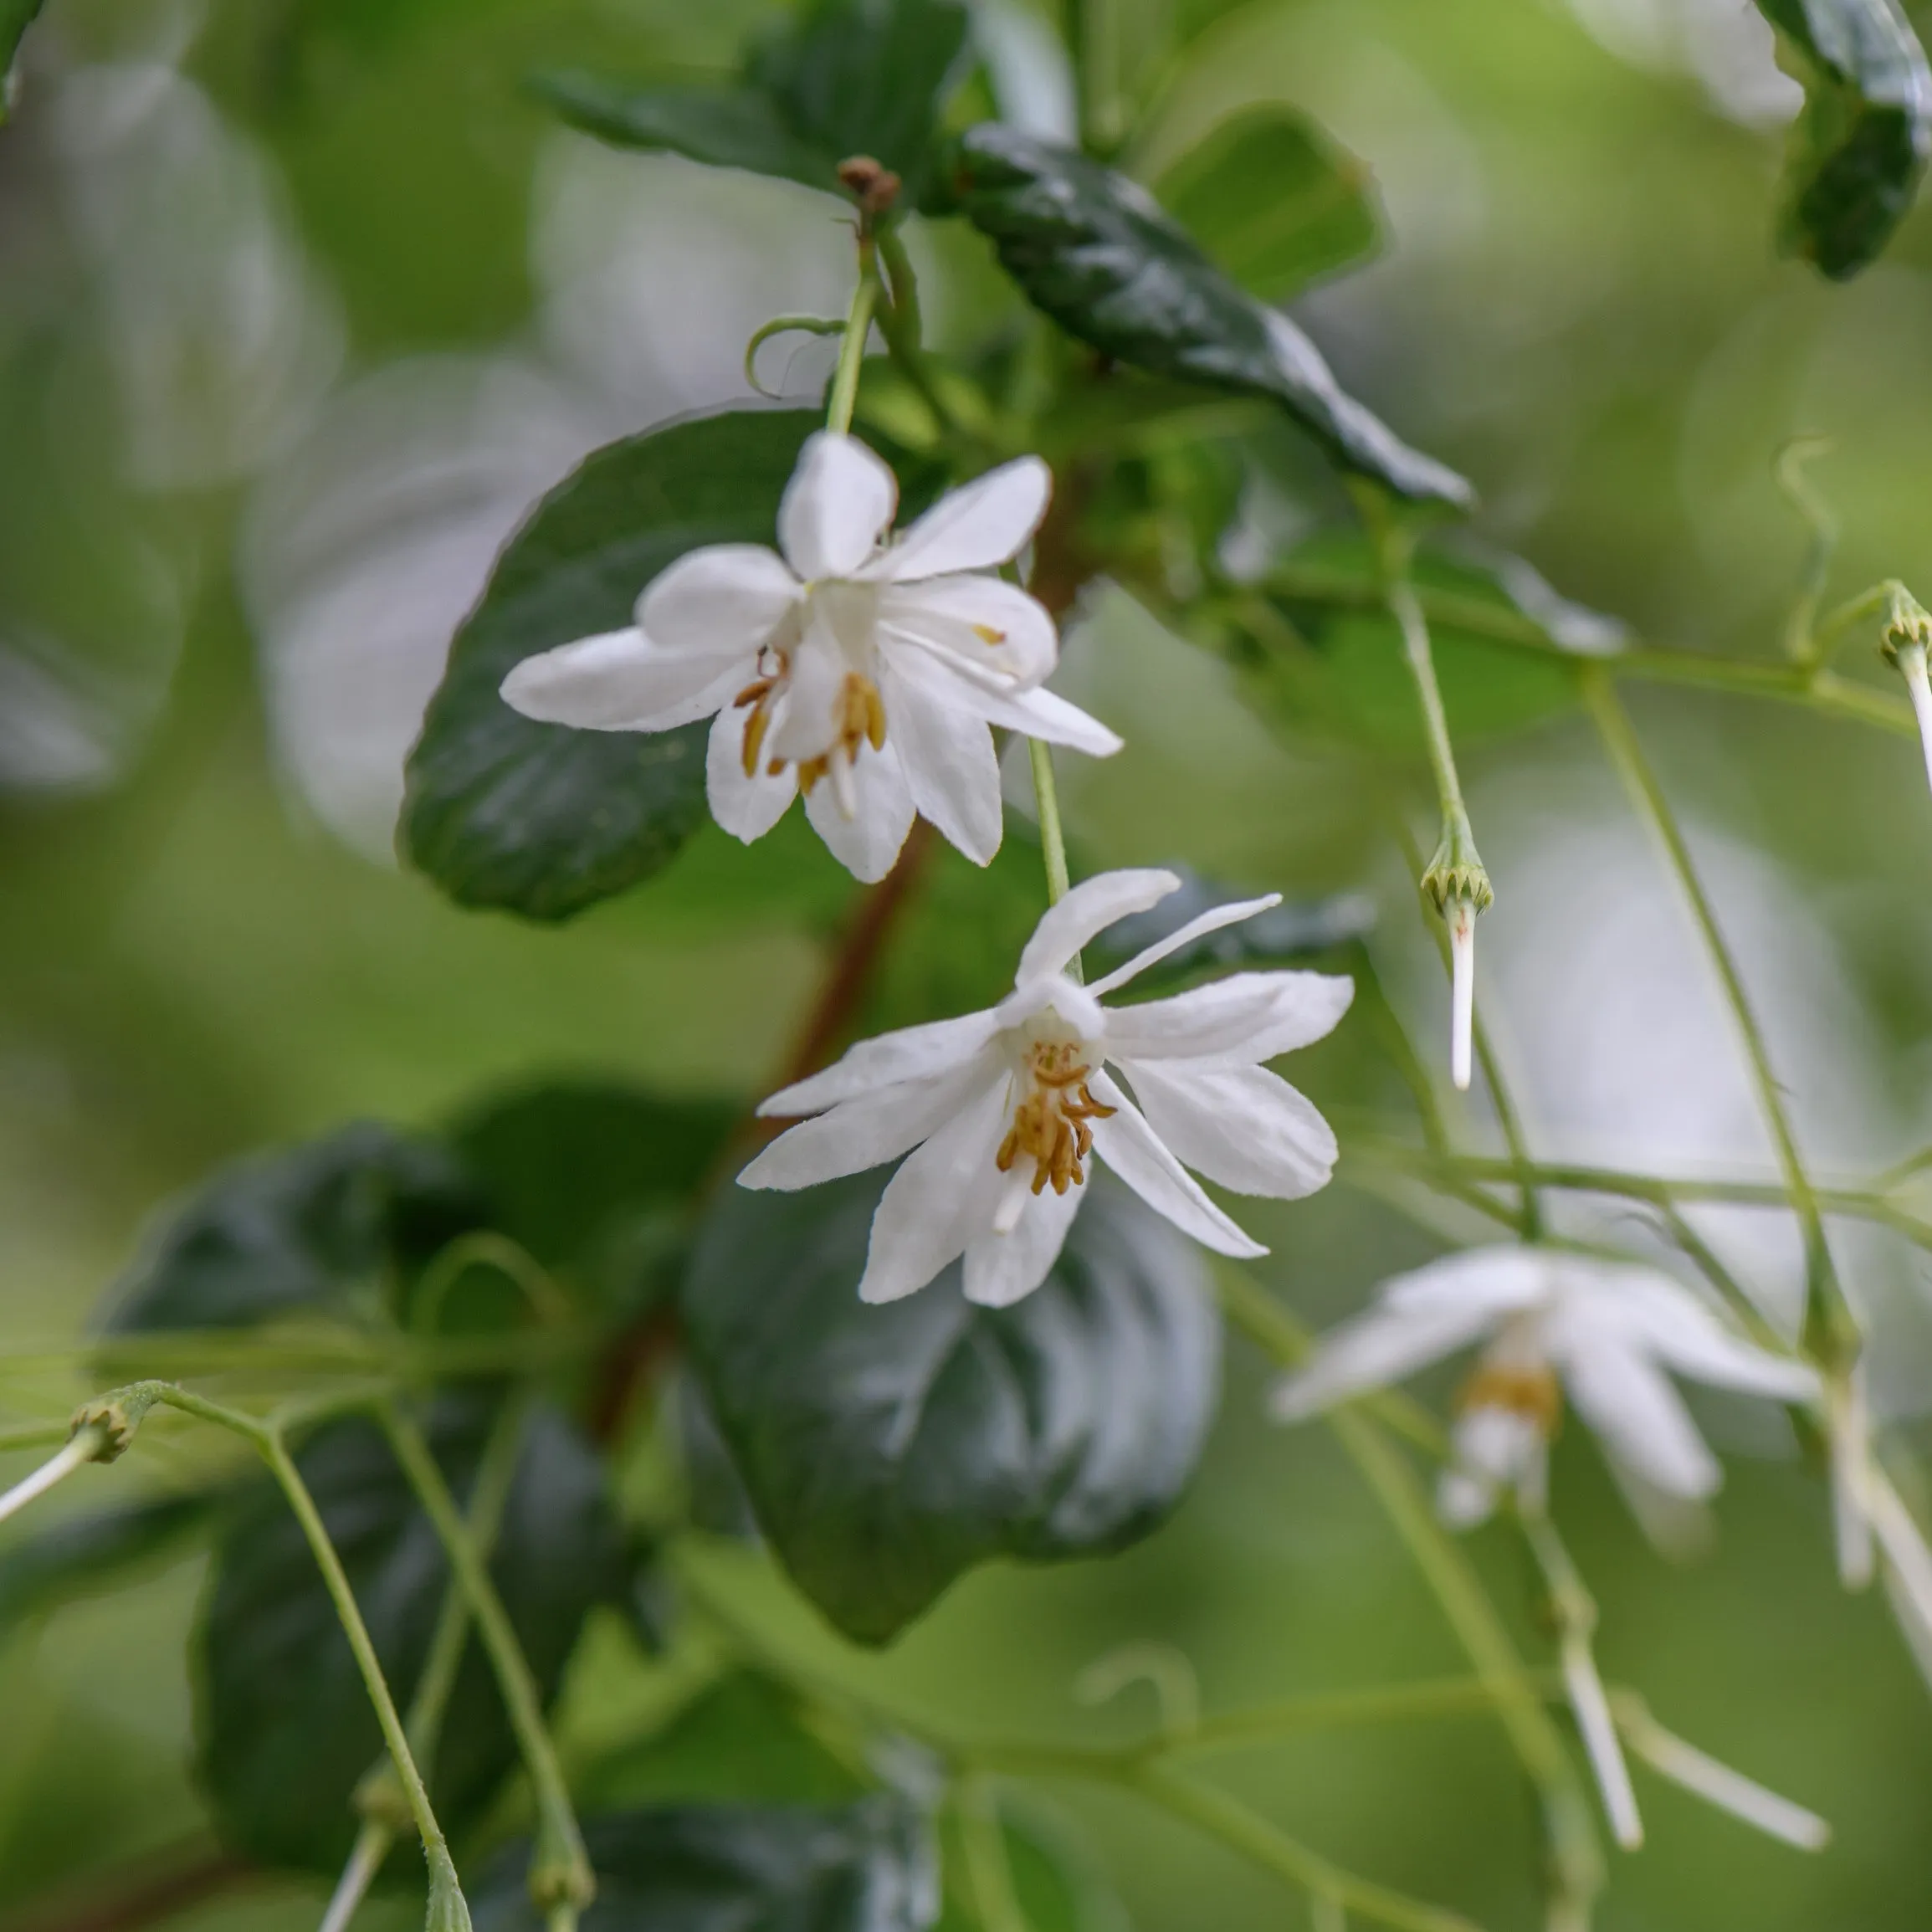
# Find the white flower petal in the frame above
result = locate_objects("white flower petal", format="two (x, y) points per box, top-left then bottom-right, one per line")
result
(881, 664), (1003, 865)
(804, 741), (917, 882)
(859, 1072), (1013, 1303)
(778, 433), (898, 580)
(500, 629), (749, 732)
(962, 1179), (1084, 1307)
(1089, 894), (1282, 997)
(760, 1009), (1007, 1117)
(1574, 1265), (1819, 1403)
(881, 575), (1058, 686)
(897, 648), (1123, 756)
(1375, 1248), (1557, 1325)
(1437, 1404), (1547, 1525)
(1561, 1336), (1723, 1501)
(1117, 1060), (1337, 1199)
(739, 1052), (998, 1191)
(872, 456), (1050, 581)
(1273, 1295), (1527, 1421)
(767, 614), (847, 761)
(638, 544), (799, 657)
(1099, 974), (1310, 1063)
(1191, 972), (1357, 1064)
(1086, 1070), (1265, 1258)
(1016, 869), (1181, 984)
(706, 700), (796, 843)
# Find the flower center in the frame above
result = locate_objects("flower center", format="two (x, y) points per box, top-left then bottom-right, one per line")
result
(733, 654), (886, 802)
(1455, 1358), (1562, 1438)
(995, 1038), (1116, 1200)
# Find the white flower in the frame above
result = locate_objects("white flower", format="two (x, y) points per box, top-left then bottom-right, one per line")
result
(740, 868), (1354, 1307)
(1273, 1247), (1818, 1527)
(499, 432), (1120, 882)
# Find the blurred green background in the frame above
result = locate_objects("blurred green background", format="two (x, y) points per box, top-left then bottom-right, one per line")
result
(4, 0), (1932, 1926)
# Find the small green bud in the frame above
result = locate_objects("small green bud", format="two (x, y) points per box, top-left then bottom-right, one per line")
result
(426, 1852), (473, 1932)
(1878, 582), (1932, 668)
(1419, 825), (1494, 920)
(69, 1383), (164, 1463)
(527, 1801), (596, 1917)
(1419, 822), (1490, 1094)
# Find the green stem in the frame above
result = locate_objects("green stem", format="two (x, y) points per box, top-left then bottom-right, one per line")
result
(377, 1406), (593, 1924)
(1028, 739), (1074, 909)
(1580, 668), (1849, 1360)
(826, 257), (879, 438)
(956, 1777), (1029, 1932)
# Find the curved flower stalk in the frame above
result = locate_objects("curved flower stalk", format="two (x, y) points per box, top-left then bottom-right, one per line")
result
(1274, 1248), (1818, 1530)
(500, 433), (1121, 881)
(741, 868), (1355, 1307)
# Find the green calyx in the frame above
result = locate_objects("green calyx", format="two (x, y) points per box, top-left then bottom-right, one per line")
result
(1420, 823), (1494, 918)
(69, 1382), (166, 1463)
(1878, 582), (1932, 668)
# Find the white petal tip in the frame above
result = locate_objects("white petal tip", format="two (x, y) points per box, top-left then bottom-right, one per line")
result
(1448, 902), (1476, 1091)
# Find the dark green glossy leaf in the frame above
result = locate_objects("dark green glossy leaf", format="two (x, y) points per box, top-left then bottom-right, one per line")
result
(0, 0), (45, 122)
(581, 1669), (867, 1809)
(949, 125), (1471, 509)
(1089, 869), (1375, 998)
(683, 1173), (1219, 1646)
(530, 74), (836, 195)
(104, 1124), (484, 1335)
(749, 0), (971, 208)
(0, 1490), (228, 1630)
(197, 1398), (623, 1872)
(471, 1801), (938, 1932)
(1239, 530), (1624, 756)
(402, 408), (817, 923)
(1152, 105), (1379, 300)
(1758, 0), (1931, 279)
(448, 1080), (740, 1314)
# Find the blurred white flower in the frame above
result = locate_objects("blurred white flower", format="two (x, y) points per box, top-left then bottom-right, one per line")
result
(1274, 1246), (1818, 1526)
(741, 867), (1353, 1305)
(503, 432), (1120, 881)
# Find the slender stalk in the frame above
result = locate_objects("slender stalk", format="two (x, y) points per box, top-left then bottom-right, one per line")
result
(0, 1428), (103, 1528)
(826, 259), (879, 438)
(1027, 739), (1074, 909)
(317, 1827), (389, 1932)
(956, 1778), (1029, 1932)
(377, 1407), (592, 1925)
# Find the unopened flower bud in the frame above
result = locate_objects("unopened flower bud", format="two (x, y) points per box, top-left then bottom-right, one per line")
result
(1420, 830), (1492, 1093)
(836, 155), (901, 220)
(528, 1799), (597, 1919)
(69, 1382), (163, 1463)
(1880, 584), (1932, 800)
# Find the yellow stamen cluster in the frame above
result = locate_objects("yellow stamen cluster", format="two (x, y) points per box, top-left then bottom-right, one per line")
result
(734, 665), (885, 795)
(996, 1040), (1116, 1197)
(1458, 1359), (1562, 1437)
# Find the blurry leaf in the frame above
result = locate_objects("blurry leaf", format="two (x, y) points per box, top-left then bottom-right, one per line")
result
(949, 125), (1471, 508)
(535, 0), (971, 210)
(530, 74), (836, 194)
(674, 1372), (761, 1541)
(582, 1670), (867, 1808)
(933, 1805), (1121, 1932)
(749, 0), (972, 208)
(103, 1124), (484, 1335)
(683, 1173), (1220, 1646)
(448, 1081), (741, 1312)
(0, 1491), (227, 1630)
(402, 408), (816, 923)
(1089, 869), (1375, 998)
(1758, 0), (1931, 279)
(1245, 530), (1624, 755)
(471, 1801), (938, 1932)
(0, 2), (47, 123)
(1151, 105), (1380, 300)
(197, 1396), (624, 1872)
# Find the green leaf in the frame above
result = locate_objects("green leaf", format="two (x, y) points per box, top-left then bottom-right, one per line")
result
(1242, 530), (1625, 756)
(683, 1174), (1219, 1646)
(1088, 869), (1375, 999)
(0, 1491), (228, 1630)
(1758, 0), (1932, 279)
(1, 0), (45, 123)
(197, 1397), (624, 1872)
(949, 125), (1471, 509)
(530, 74), (837, 196)
(581, 1669), (867, 1809)
(470, 1801), (938, 1932)
(103, 1124), (484, 1335)
(448, 1080), (741, 1312)
(1151, 105), (1380, 301)
(934, 1805), (1121, 1932)
(749, 0), (972, 208)
(401, 408), (817, 923)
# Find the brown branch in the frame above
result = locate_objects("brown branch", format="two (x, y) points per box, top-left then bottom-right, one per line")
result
(0, 1846), (254, 1932)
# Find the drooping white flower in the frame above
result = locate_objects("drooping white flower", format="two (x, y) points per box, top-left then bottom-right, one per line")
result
(1273, 1247), (1818, 1527)
(500, 432), (1120, 882)
(740, 868), (1354, 1307)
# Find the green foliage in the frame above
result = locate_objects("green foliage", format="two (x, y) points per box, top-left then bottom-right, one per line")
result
(948, 125), (1472, 509)
(197, 1397), (624, 1871)
(0, 0), (44, 122)
(1152, 105), (1380, 301)
(470, 1800), (939, 1932)
(535, 0), (971, 209)
(682, 1173), (1220, 1646)
(933, 1807), (1119, 1932)
(402, 409), (817, 924)
(1757, 0), (1931, 279)
(104, 1124), (484, 1335)
(0, 1491), (228, 1631)
(1089, 869), (1375, 997)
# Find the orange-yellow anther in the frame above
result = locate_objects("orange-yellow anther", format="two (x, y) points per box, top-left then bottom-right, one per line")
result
(736, 666), (886, 791)
(973, 623), (1007, 645)
(995, 1040), (1116, 1196)
(1457, 1360), (1563, 1437)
